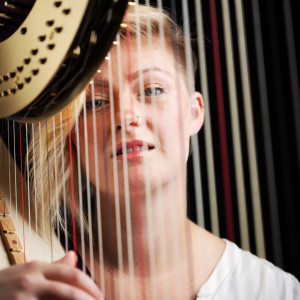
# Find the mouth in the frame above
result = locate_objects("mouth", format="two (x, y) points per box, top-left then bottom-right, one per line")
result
(113, 140), (155, 159)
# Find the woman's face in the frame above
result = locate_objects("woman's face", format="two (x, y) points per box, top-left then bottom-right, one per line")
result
(76, 39), (203, 199)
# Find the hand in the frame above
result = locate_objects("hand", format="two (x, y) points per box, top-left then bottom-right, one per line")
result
(0, 251), (104, 300)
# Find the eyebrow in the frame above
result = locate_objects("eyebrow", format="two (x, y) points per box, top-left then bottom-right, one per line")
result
(131, 67), (171, 80)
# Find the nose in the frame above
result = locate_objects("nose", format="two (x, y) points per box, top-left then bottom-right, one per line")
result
(115, 92), (142, 132)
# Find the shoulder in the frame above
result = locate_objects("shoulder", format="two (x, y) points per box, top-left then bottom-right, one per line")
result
(197, 240), (300, 300)
(233, 241), (299, 298)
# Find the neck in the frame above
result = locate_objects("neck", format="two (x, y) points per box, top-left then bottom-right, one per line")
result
(78, 173), (226, 299)
(92, 173), (189, 275)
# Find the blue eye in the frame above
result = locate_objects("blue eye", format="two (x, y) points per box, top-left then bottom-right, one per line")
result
(144, 87), (165, 97)
(86, 99), (109, 109)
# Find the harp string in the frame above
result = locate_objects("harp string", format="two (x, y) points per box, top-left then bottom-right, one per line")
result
(116, 32), (136, 299)
(19, 122), (25, 260)
(31, 123), (38, 249)
(250, 0), (282, 266)
(167, 0), (196, 295)
(67, 107), (77, 258)
(81, 86), (95, 278)
(74, 99), (87, 275)
(124, 10), (147, 296)
(12, 121), (18, 245)
(52, 117), (60, 249)
(282, 0), (300, 180)
(208, 0), (235, 241)
(45, 121), (54, 262)
(220, 0), (250, 251)
(60, 112), (69, 252)
(144, 1), (173, 298)
(233, 0), (265, 257)
(194, 0), (220, 237)
(181, 0), (206, 230)
(38, 123), (45, 240)
(100, 71), (117, 298)
(135, 1), (159, 298)
(90, 77), (105, 292)
(107, 51), (125, 299)
(7, 121), (12, 228)
(25, 124), (31, 238)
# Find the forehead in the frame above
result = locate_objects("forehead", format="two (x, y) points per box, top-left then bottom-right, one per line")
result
(98, 39), (177, 78)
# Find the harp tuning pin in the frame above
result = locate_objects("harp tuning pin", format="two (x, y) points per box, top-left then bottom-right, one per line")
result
(10, 71), (16, 78)
(24, 58), (31, 65)
(3, 90), (10, 96)
(72, 46), (81, 57)
(3, 75), (9, 81)
(90, 31), (97, 44)
(0, 12), (11, 19)
(4, 1), (18, 9)
(25, 77), (31, 83)
(3, 229), (16, 234)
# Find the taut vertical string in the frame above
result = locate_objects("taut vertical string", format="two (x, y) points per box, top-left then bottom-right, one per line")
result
(194, 0), (220, 236)
(18, 123), (26, 263)
(208, 0), (235, 241)
(45, 121), (53, 262)
(67, 107), (77, 260)
(220, 0), (249, 250)
(107, 52), (125, 298)
(74, 99), (87, 274)
(116, 33), (136, 300)
(125, 12), (146, 299)
(234, 0), (265, 257)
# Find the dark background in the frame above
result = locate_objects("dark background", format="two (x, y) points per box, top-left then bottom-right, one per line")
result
(146, 0), (300, 280)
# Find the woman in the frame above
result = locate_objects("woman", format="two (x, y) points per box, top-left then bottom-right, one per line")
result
(0, 4), (299, 300)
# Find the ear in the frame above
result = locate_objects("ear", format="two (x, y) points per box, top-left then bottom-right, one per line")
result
(189, 91), (204, 136)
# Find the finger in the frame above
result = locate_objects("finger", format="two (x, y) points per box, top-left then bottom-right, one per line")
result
(44, 264), (102, 299)
(38, 280), (104, 300)
(55, 251), (77, 267)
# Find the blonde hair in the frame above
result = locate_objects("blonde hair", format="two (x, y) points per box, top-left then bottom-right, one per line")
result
(27, 4), (194, 235)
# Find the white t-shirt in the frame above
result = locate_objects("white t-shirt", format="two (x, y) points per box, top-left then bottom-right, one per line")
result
(197, 239), (300, 299)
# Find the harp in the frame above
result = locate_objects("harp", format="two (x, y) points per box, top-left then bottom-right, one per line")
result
(0, 0), (299, 298)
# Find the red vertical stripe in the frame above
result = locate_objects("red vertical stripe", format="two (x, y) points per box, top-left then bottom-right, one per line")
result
(208, 0), (235, 241)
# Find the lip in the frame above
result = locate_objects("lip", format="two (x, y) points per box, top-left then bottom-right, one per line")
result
(112, 140), (155, 160)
